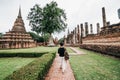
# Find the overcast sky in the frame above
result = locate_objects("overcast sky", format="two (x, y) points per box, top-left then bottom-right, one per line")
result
(0, 0), (120, 39)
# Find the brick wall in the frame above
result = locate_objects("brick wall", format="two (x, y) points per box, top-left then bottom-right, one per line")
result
(80, 33), (120, 57)
(80, 44), (120, 57)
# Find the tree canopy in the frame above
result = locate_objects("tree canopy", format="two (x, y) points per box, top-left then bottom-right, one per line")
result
(27, 1), (67, 35)
(27, 4), (43, 34)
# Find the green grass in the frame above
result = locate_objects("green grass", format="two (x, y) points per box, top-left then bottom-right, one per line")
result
(0, 58), (35, 80)
(0, 46), (74, 80)
(66, 47), (75, 53)
(0, 46), (58, 53)
(0, 46), (74, 54)
(0, 46), (59, 80)
(70, 48), (120, 80)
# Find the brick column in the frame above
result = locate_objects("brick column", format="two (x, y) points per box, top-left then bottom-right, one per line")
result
(77, 25), (80, 43)
(80, 24), (83, 44)
(85, 22), (88, 36)
(102, 7), (107, 27)
(97, 23), (100, 34)
(75, 27), (77, 44)
(107, 21), (110, 26)
(90, 24), (93, 34)
(70, 31), (73, 45)
(67, 29), (70, 44)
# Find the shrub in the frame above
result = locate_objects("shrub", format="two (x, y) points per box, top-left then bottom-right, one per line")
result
(0, 52), (47, 57)
(4, 52), (56, 80)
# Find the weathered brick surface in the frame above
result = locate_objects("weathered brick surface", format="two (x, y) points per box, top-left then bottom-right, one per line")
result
(80, 44), (120, 57)
(81, 31), (120, 57)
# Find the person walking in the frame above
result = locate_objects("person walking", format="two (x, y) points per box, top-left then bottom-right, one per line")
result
(58, 42), (66, 74)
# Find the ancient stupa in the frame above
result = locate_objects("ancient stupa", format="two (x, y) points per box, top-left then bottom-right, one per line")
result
(0, 7), (36, 49)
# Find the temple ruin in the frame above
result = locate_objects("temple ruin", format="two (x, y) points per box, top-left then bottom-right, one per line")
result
(0, 7), (36, 49)
(66, 7), (120, 57)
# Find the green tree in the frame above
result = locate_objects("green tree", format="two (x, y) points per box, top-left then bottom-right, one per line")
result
(43, 33), (50, 42)
(42, 1), (67, 35)
(28, 32), (44, 42)
(27, 1), (67, 36)
(58, 38), (64, 44)
(27, 4), (43, 34)
(0, 33), (3, 38)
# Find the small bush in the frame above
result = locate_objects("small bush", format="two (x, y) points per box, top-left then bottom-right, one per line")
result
(4, 52), (56, 80)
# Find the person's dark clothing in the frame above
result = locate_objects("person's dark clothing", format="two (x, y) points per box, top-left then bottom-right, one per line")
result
(58, 47), (65, 57)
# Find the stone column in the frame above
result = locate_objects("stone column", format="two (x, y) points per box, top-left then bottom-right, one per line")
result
(75, 27), (77, 44)
(77, 25), (80, 43)
(73, 30), (75, 44)
(97, 23), (100, 34)
(85, 22), (88, 36)
(90, 24), (93, 34)
(107, 21), (110, 26)
(102, 7), (107, 27)
(80, 24), (83, 44)
(67, 29), (70, 44)
(70, 31), (72, 45)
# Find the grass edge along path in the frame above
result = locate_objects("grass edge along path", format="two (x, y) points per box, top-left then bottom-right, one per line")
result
(4, 52), (56, 80)
(69, 47), (120, 80)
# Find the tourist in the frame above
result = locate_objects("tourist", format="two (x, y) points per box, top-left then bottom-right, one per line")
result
(58, 42), (67, 74)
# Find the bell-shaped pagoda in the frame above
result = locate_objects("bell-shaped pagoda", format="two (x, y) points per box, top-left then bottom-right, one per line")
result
(0, 7), (36, 49)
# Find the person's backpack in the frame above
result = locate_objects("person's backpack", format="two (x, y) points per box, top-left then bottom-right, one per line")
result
(64, 49), (69, 60)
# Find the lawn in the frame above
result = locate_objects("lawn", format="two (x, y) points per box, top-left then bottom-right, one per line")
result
(0, 46), (74, 54)
(0, 46), (58, 53)
(0, 46), (74, 80)
(70, 48), (120, 80)
(0, 58), (35, 80)
(0, 46), (59, 80)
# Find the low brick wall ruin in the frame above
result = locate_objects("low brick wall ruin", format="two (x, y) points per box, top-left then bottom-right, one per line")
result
(80, 44), (120, 57)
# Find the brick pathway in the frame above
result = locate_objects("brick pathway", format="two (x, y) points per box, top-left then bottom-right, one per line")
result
(45, 47), (85, 80)
(45, 54), (75, 80)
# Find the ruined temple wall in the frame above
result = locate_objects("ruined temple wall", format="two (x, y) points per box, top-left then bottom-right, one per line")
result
(80, 23), (120, 57)
(80, 44), (120, 57)
(80, 34), (120, 57)
(83, 36), (120, 46)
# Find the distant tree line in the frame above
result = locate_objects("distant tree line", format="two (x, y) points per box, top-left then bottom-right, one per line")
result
(28, 32), (50, 43)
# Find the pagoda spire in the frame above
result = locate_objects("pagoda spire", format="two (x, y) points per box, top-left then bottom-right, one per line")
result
(12, 6), (26, 32)
(18, 6), (22, 18)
